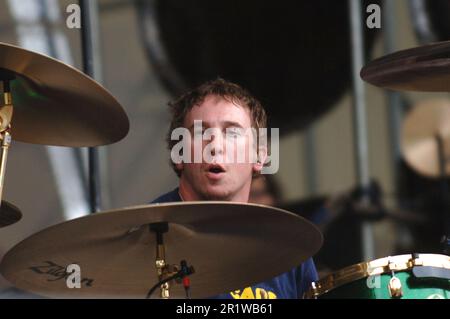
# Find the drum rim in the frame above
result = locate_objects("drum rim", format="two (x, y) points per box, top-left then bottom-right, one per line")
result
(305, 253), (450, 298)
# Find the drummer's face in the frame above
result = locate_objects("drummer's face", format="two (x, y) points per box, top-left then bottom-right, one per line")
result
(177, 95), (263, 202)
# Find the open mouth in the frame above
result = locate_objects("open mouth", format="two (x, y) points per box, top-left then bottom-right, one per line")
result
(207, 165), (225, 174)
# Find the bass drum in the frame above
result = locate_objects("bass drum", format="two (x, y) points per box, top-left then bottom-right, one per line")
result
(305, 254), (450, 299)
(135, 0), (380, 135)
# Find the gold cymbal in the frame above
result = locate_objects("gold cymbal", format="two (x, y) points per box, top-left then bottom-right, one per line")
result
(0, 202), (322, 299)
(0, 42), (129, 146)
(361, 40), (450, 92)
(401, 99), (450, 177)
(0, 200), (21, 228)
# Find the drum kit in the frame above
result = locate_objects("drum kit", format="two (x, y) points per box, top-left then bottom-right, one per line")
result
(0, 39), (449, 299)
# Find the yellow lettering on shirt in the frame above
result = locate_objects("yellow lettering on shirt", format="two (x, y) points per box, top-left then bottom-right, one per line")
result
(230, 287), (277, 299)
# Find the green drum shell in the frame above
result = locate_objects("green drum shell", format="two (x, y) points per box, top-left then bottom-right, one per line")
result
(319, 271), (450, 299)
(306, 254), (450, 299)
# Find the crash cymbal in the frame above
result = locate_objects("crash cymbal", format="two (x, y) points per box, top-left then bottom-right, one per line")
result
(0, 200), (21, 228)
(402, 99), (450, 177)
(0, 201), (322, 299)
(0, 42), (129, 146)
(361, 40), (450, 92)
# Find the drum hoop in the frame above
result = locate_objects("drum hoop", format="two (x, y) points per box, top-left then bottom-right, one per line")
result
(305, 253), (450, 298)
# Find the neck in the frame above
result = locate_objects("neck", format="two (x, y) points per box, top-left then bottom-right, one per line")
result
(178, 178), (250, 203)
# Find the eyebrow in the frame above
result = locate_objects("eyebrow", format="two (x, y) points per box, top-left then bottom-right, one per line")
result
(188, 121), (245, 131)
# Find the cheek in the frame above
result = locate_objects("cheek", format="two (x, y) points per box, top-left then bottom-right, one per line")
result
(224, 138), (252, 157)
(231, 164), (254, 178)
(183, 163), (202, 176)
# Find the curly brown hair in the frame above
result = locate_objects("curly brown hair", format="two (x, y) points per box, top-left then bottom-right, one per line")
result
(167, 78), (268, 176)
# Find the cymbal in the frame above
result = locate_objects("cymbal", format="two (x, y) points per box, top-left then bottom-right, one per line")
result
(361, 40), (450, 92)
(0, 42), (129, 146)
(0, 200), (21, 228)
(0, 202), (322, 299)
(283, 193), (426, 225)
(402, 99), (450, 177)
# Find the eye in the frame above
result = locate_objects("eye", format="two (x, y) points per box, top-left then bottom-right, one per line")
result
(227, 127), (242, 138)
(193, 129), (204, 137)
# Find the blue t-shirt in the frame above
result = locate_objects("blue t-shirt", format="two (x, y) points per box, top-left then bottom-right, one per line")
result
(151, 188), (319, 299)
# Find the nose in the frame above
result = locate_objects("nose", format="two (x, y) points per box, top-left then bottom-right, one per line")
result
(207, 129), (224, 157)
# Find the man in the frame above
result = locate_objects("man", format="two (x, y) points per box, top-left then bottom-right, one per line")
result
(152, 78), (318, 299)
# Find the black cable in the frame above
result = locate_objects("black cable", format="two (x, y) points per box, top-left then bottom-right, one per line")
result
(146, 261), (195, 299)
(146, 272), (180, 299)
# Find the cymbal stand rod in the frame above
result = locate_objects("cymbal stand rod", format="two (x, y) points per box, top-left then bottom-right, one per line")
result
(149, 222), (170, 298)
(0, 80), (13, 204)
(0, 130), (11, 204)
(436, 134), (450, 253)
(80, 0), (103, 213)
(436, 134), (448, 192)
(348, 0), (375, 261)
(156, 238), (170, 298)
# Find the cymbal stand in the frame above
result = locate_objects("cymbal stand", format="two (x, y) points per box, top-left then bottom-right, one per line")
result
(348, 0), (375, 261)
(149, 222), (171, 298)
(436, 134), (450, 254)
(80, 0), (103, 213)
(148, 222), (195, 299)
(0, 76), (14, 205)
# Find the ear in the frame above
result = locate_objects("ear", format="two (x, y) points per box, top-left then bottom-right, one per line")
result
(175, 162), (184, 174)
(252, 145), (268, 175)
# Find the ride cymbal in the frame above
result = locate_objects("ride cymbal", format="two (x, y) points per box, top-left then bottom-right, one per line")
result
(0, 201), (322, 299)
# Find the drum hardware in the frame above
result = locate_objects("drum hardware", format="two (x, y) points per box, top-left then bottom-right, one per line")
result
(150, 222), (171, 299)
(0, 41), (130, 228)
(409, 253), (450, 280)
(399, 99), (450, 255)
(364, 40), (450, 250)
(309, 282), (319, 299)
(412, 265), (450, 281)
(362, 40), (450, 260)
(410, 253), (424, 267)
(305, 254), (450, 299)
(148, 222), (195, 299)
(361, 40), (450, 92)
(0, 202), (322, 298)
(80, 0), (104, 213)
(0, 42), (129, 147)
(283, 180), (426, 229)
(146, 259), (195, 299)
(283, 180), (427, 273)
(0, 72), (22, 228)
(436, 132), (450, 255)
(0, 73), (14, 208)
(400, 100), (450, 178)
(387, 260), (403, 298)
(387, 274), (402, 298)
(0, 200), (21, 228)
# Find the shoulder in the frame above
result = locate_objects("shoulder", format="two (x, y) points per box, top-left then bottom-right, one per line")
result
(295, 258), (319, 298)
(296, 258), (319, 282)
(150, 188), (181, 203)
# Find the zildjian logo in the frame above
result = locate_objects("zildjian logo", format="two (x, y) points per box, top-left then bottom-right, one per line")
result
(29, 261), (94, 287)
